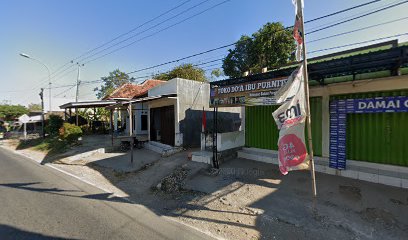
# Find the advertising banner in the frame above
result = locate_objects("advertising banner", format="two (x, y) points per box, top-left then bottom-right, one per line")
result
(272, 65), (309, 175)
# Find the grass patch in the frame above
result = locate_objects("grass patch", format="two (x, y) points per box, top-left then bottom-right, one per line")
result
(17, 137), (70, 156)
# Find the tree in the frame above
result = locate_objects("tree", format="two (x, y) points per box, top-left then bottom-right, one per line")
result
(94, 69), (134, 99)
(210, 68), (224, 78)
(0, 105), (28, 121)
(222, 22), (295, 78)
(154, 64), (207, 82)
(46, 115), (64, 136)
(210, 68), (224, 81)
(28, 103), (42, 112)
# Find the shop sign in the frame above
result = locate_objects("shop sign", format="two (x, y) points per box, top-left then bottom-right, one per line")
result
(210, 77), (288, 107)
(352, 96), (408, 113)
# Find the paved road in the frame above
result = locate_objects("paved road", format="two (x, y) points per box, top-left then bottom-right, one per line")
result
(0, 147), (216, 240)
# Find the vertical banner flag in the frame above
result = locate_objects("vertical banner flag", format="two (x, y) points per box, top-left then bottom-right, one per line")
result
(272, 65), (309, 175)
(292, 0), (304, 61)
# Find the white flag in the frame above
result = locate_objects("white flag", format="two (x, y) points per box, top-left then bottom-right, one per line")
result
(272, 65), (308, 175)
(292, 0), (304, 15)
(274, 66), (303, 104)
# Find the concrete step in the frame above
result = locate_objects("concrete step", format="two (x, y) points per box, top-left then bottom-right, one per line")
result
(148, 141), (173, 150)
(191, 151), (213, 165)
(238, 147), (408, 189)
(238, 147), (278, 165)
(144, 141), (183, 157)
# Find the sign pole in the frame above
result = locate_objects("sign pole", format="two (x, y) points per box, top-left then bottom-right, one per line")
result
(298, 0), (317, 197)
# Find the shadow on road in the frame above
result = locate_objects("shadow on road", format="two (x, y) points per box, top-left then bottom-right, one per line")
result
(0, 182), (130, 204)
(0, 224), (79, 240)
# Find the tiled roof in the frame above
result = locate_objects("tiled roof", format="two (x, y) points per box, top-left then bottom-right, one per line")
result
(104, 79), (165, 100)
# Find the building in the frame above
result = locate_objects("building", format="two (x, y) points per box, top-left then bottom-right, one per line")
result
(209, 40), (408, 187)
(119, 78), (241, 149)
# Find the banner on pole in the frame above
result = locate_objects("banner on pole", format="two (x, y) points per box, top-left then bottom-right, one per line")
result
(272, 65), (309, 175)
(292, 0), (304, 61)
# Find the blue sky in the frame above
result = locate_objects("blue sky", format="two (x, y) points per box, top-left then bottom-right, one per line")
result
(1, 0), (407, 108)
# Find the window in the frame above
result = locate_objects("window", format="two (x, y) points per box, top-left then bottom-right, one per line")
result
(141, 115), (148, 131)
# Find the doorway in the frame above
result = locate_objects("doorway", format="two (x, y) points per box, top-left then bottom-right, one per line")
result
(150, 105), (175, 146)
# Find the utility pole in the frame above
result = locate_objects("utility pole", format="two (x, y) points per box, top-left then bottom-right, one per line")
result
(297, 0), (317, 197)
(75, 63), (83, 126)
(39, 88), (45, 138)
(19, 53), (51, 113)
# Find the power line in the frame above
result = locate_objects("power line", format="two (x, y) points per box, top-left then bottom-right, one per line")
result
(33, 0), (194, 87)
(307, 0), (408, 34)
(306, 0), (400, 32)
(15, 0), (400, 97)
(82, 0), (384, 66)
(40, 0), (215, 82)
(74, 0), (193, 61)
(54, 85), (76, 97)
(308, 16), (408, 43)
(82, 0), (232, 65)
(308, 32), (408, 54)
(24, 0), (386, 90)
(79, 0), (214, 63)
(126, 1), (407, 75)
(304, 0), (382, 24)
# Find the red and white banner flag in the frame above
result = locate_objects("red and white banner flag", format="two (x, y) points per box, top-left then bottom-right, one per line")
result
(272, 65), (309, 175)
(292, 0), (304, 61)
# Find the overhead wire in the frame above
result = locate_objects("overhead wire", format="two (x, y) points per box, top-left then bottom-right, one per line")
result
(308, 32), (408, 54)
(79, 0), (214, 63)
(308, 16), (408, 43)
(22, 0), (387, 91)
(15, 0), (403, 101)
(307, 0), (408, 34)
(21, 0), (196, 90)
(126, 0), (407, 75)
(82, 0), (232, 65)
(306, 0), (400, 32)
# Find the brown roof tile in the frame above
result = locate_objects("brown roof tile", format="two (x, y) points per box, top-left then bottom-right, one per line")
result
(104, 79), (165, 100)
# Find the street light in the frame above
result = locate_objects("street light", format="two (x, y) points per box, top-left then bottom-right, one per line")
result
(19, 53), (52, 112)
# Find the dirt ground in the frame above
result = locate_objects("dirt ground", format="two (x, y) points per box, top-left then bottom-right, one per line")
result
(1, 138), (407, 240)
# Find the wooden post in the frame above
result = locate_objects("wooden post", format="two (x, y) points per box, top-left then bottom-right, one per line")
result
(298, 0), (317, 197)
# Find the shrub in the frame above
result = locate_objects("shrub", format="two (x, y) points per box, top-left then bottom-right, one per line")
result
(59, 123), (83, 143)
(46, 115), (64, 136)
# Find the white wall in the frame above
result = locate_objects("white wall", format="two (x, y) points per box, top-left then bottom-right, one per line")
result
(216, 131), (245, 151)
(149, 79), (177, 96)
(123, 102), (149, 135)
(146, 78), (243, 147)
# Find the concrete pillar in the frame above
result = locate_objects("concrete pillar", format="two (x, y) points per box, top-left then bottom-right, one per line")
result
(113, 110), (118, 131)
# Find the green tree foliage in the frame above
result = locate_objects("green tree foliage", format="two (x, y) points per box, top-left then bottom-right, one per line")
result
(210, 68), (224, 78)
(0, 104), (28, 121)
(46, 115), (64, 136)
(94, 69), (134, 99)
(154, 64), (207, 82)
(28, 103), (42, 112)
(222, 22), (295, 78)
(59, 123), (83, 144)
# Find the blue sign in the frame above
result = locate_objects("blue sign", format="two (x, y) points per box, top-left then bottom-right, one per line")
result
(329, 96), (408, 170)
(353, 96), (408, 113)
